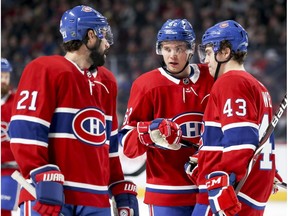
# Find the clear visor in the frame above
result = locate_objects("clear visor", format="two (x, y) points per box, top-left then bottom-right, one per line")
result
(198, 43), (216, 63)
(96, 26), (114, 45)
(157, 42), (194, 55)
(102, 26), (114, 45)
(197, 44), (207, 63)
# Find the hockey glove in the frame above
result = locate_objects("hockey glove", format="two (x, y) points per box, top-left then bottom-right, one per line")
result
(272, 170), (283, 194)
(30, 164), (64, 216)
(184, 156), (199, 185)
(206, 171), (241, 216)
(137, 118), (182, 150)
(109, 180), (139, 216)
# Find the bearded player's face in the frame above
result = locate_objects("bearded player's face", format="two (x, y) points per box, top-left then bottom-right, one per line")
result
(89, 37), (110, 67)
(1, 72), (10, 97)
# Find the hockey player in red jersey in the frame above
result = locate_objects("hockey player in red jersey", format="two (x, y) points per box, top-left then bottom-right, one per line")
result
(119, 19), (214, 216)
(188, 20), (279, 216)
(1, 58), (20, 216)
(8, 5), (138, 216)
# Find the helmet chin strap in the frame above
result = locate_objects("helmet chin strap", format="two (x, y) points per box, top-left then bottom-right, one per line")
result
(214, 62), (221, 81)
(213, 52), (233, 81)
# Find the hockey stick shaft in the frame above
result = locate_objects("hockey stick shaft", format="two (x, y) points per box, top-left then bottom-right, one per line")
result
(235, 94), (287, 193)
(124, 163), (146, 177)
(277, 182), (287, 190)
(180, 139), (199, 150)
(11, 170), (36, 198)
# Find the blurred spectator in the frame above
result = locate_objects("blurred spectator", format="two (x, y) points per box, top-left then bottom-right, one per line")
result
(1, 0), (286, 140)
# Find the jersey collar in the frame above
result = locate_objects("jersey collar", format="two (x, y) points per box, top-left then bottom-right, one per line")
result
(158, 64), (200, 84)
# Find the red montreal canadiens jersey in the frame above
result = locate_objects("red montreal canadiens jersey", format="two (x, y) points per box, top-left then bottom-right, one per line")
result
(1, 91), (18, 175)
(9, 55), (124, 207)
(197, 70), (276, 210)
(119, 64), (214, 206)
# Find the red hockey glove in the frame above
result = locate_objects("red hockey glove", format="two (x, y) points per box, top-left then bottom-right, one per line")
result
(109, 180), (139, 216)
(184, 156), (198, 185)
(272, 170), (283, 194)
(30, 165), (64, 216)
(137, 118), (182, 150)
(206, 171), (241, 216)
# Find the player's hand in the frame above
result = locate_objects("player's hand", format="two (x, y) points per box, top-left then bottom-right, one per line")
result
(30, 165), (64, 216)
(109, 180), (139, 216)
(185, 156), (198, 185)
(137, 118), (182, 150)
(206, 171), (241, 216)
(272, 170), (283, 194)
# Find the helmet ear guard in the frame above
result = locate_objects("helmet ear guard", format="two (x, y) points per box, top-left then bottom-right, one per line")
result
(59, 5), (113, 45)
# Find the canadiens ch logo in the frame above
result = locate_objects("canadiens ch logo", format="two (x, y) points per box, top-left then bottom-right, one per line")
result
(72, 107), (107, 146)
(172, 112), (203, 142)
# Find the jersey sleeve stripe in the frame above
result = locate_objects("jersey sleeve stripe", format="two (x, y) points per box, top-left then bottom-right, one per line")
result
(64, 180), (108, 194)
(55, 107), (79, 113)
(48, 133), (76, 139)
(204, 121), (221, 127)
(109, 152), (119, 158)
(119, 128), (134, 146)
(11, 115), (50, 127)
(223, 144), (256, 152)
(10, 138), (48, 147)
(238, 192), (267, 210)
(201, 146), (224, 151)
(222, 122), (258, 132)
(110, 129), (118, 136)
(9, 120), (49, 143)
(146, 183), (198, 190)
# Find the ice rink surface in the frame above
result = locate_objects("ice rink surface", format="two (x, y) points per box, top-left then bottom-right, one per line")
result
(137, 200), (287, 216)
(11, 200), (287, 216)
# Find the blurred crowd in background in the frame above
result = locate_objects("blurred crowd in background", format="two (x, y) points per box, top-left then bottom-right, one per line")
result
(1, 0), (286, 140)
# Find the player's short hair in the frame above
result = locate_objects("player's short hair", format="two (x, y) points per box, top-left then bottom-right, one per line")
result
(219, 40), (247, 64)
(61, 35), (88, 52)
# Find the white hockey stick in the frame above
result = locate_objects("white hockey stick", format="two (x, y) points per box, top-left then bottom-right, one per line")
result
(235, 94), (287, 193)
(11, 170), (36, 198)
(277, 182), (287, 190)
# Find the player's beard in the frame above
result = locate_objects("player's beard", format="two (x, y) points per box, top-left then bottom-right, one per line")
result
(89, 41), (107, 67)
(1, 83), (9, 98)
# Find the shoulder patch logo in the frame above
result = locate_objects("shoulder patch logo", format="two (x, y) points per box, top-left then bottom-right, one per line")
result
(72, 107), (107, 146)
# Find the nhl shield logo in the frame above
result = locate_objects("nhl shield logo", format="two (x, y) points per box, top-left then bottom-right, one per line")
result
(72, 107), (107, 146)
